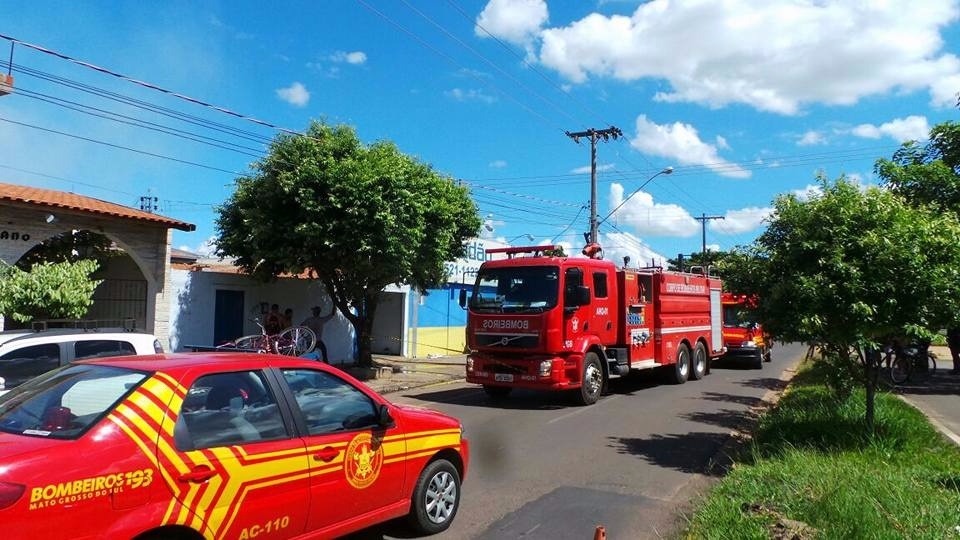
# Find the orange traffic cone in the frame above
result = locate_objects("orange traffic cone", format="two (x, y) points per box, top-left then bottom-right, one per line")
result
(593, 525), (606, 540)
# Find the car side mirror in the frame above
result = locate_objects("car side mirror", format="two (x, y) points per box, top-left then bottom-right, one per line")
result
(459, 289), (467, 308)
(377, 404), (394, 428)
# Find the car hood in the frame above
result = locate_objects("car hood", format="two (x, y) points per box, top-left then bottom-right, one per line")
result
(393, 404), (461, 430)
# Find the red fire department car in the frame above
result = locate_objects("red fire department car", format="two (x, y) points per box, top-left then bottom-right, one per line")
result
(0, 353), (468, 539)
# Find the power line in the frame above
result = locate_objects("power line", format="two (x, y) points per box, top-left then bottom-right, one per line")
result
(0, 33), (301, 135)
(0, 163), (136, 196)
(0, 116), (242, 175)
(355, 0), (565, 134)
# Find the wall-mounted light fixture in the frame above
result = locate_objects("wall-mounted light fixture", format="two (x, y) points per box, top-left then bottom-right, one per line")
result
(45, 214), (57, 224)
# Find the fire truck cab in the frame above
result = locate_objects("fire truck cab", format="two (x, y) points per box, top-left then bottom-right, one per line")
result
(721, 292), (771, 369)
(460, 245), (724, 405)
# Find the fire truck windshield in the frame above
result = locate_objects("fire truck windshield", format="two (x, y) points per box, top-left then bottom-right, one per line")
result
(723, 305), (758, 328)
(471, 266), (559, 313)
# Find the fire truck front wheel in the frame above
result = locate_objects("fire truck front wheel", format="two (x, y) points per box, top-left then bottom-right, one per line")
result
(577, 352), (604, 405)
(669, 343), (691, 384)
(483, 385), (513, 398)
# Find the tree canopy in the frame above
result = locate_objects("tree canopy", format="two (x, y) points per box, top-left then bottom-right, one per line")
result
(0, 259), (102, 323)
(724, 176), (960, 431)
(215, 120), (481, 366)
(875, 121), (960, 214)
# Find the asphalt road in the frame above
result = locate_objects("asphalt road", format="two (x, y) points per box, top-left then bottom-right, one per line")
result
(347, 342), (806, 540)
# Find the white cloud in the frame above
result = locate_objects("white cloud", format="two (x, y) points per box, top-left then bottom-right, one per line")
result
(179, 236), (218, 258)
(851, 115), (930, 142)
(606, 182), (699, 237)
(330, 50), (367, 65)
(276, 82), (310, 107)
(445, 88), (497, 103)
(535, 1), (960, 114)
(476, 0), (548, 44)
(798, 131), (826, 146)
(629, 115), (750, 178)
(791, 184), (823, 201)
(570, 163), (614, 174)
(600, 230), (667, 268)
(712, 207), (773, 234)
(489, 160), (508, 168)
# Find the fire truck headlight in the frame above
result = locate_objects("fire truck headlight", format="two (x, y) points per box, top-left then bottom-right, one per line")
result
(539, 360), (552, 376)
(741, 340), (757, 348)
(466, 357), (474, 372)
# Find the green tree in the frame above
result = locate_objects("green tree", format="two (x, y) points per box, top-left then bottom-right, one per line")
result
(215, 121), (481, 367)
(730, 176), (960, 432)
(875, 121), (960, 213)
(0, 259), (103, 323)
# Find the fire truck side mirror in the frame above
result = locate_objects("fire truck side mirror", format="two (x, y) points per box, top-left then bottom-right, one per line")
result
(458, 288), (468, 308)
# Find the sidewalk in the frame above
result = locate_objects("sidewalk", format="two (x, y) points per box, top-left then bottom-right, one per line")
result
(354, 354), (467, 395)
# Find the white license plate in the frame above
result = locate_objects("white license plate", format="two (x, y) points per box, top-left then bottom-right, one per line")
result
(494, 373), (514, 382)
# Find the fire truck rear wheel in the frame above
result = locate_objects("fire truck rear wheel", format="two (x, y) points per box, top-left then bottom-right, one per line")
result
(669, 343), (691, 384)
(578, 352), (604, 405)
(752, 350), (764, 369)
(483, 385), (512, 398)
(691, 342), (708, 380)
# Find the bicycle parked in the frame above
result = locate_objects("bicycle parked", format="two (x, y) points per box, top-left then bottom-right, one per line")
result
(882, 341), (937, 385)
(217, 318), (317, 356)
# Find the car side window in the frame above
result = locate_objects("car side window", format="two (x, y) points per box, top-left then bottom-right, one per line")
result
(174, 370), (288, 451)
(281, 369), (379, 435)
(0, 343), (62, 388)
(74, 340), (137, 360)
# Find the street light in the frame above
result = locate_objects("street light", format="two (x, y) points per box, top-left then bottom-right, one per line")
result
(597, 167), (674, 226)
(508, 234), (535, 243)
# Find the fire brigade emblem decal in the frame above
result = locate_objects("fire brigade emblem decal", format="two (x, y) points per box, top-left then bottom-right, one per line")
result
(345, 433), (384, 489)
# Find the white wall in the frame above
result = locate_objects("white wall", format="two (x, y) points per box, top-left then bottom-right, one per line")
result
(169, 269), (357, 364)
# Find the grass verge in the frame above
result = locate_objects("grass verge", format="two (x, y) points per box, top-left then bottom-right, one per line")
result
(685, 361), (960, 539)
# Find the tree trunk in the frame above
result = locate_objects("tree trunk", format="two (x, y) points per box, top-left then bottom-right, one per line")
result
(354, 292), (380, 368)
(860, 345), (877, 435)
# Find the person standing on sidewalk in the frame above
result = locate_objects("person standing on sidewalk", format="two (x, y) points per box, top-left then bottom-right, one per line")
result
(947, 327), (960, 375)
(302, 305), (336, 363)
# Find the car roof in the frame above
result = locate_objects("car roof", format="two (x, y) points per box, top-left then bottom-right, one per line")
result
(77, 352), (334, 375)
(0, 329), (157, 347)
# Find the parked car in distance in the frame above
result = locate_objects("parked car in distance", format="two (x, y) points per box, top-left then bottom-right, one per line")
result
(0, 328), (163, 392)
(0, 352), (469, 539)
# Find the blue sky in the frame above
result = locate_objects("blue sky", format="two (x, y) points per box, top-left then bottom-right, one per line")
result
(3, 1), (960, 266)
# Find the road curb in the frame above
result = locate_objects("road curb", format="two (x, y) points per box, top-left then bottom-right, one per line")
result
(896, 394), (960, 447)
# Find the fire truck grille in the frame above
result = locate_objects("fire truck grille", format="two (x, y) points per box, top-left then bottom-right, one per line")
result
(476, 333), (539, 349)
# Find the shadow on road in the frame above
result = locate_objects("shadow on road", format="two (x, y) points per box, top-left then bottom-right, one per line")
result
(682, 408), (758, 432)
(608, 432), (730, 476)
(893, 370), (960, 397)
(738, 377), (790, 392)
(698, 391), (764, 407)
(340, 518), (420, 540)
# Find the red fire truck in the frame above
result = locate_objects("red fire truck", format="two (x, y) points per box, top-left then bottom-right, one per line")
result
(721, 292), (771, 369)
(459, 245), (725, 405)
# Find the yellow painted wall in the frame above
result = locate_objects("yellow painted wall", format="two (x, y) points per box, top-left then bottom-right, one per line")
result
(409, 326), (466, 357)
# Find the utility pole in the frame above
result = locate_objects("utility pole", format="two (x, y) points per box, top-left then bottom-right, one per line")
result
(694, 213), (725, 256)
(565, 126), (623, 244)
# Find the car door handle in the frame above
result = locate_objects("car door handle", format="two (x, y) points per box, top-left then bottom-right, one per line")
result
(315, 447), (339, 462)
(178, 465), (216, 483)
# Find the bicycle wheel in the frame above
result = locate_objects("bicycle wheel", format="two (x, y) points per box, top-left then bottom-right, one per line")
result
(276, 326), (317, 356)
(890, 355), (910, 384)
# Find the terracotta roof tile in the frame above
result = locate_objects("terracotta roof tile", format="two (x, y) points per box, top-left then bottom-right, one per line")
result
(0, 181), (196, 231)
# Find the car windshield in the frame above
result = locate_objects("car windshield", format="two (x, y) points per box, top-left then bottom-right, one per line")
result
(0, 364), (147, 439)
(471, 265), (559, 313)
